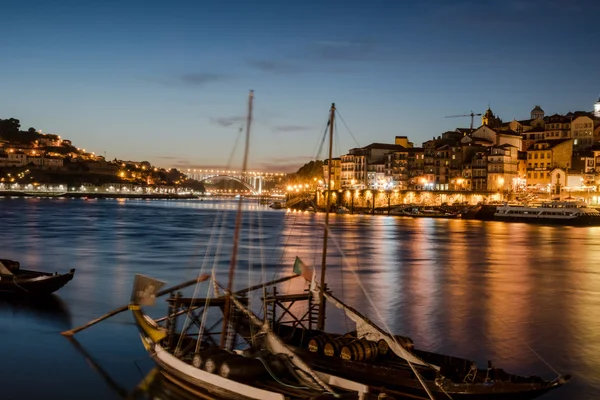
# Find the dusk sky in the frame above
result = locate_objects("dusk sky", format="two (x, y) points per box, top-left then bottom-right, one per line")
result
(2, 0), (599, 172)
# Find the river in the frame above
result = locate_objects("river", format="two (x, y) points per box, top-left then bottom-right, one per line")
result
(0, 197), (596, 399)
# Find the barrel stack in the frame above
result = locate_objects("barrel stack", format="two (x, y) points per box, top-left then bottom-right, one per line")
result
(307, 333), (341, 354)
(340, 338), (379, 362)
(324, 336), (355, 357)
(377, 335), (414, 359)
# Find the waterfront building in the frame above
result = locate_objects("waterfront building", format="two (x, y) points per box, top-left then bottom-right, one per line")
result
(367, 160), (387, 189)
(406, 147), (425, 189)
(385, 149), (408, 189)
(322, 157), (341, 190)
(512, 151), (528, 192)
(394, 135), (413, 148)
(571, 115), (595, 150)
(544, 114), (572, 141)
(6, 151), (27, 167)
(470, 125), (523, 149)
(340, 143), (406, 189)
(340, 153), (360, 189)
(571, 151), (595, 174)
(487, 144), (519, 191)
(526, 139), (573, 188)
(471, 151), (488, 191)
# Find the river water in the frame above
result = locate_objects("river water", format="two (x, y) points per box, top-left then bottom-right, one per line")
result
(0, 197), (597, 399)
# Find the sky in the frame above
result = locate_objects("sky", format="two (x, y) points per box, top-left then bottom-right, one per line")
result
(1, 0), (600, 172)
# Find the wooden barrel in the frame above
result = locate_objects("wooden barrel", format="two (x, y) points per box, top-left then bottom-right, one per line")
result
(343, 330), (357, 338)
(204, 352), (237, 374)
(192, 348), (227, 369)
(377, 335), (415, 358)
(219, 356), (266, 381)
(308, 333), (340, 354)
(324, 337), (355, 357)
(340, 339), (379, 362)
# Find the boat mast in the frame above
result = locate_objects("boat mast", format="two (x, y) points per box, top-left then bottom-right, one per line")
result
(317, 103), (335, 331)
(221, 90), (254, 349)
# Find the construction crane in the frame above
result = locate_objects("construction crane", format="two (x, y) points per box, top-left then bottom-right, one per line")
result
(445, 111), (482, 131)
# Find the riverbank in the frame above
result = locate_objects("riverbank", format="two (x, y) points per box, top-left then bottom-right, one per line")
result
(0, 191), (199, 200)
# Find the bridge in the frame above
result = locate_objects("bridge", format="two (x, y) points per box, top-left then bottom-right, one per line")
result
(184, 169), (287, 195)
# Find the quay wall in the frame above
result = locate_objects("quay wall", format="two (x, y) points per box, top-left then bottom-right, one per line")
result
(289, 189), (600, 210)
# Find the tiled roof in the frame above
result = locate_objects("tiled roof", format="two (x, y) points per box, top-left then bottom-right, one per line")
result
(497, 129), (521, 137)
(527, 139), (571, 151)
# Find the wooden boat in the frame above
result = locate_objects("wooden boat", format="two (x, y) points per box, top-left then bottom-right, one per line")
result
(127, 92), (378, 400)
(260, 287), (571, 400)
(240, 103), (571, 400)
(269, 201), (284, 209)
(0, 258), (75, 295)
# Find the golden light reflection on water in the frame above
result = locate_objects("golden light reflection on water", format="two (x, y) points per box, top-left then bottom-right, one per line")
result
(401, 219), (440, 349)
(482, 222), (534, 361)
(567, 227), (600, 385)
(443, 220), (471, 347)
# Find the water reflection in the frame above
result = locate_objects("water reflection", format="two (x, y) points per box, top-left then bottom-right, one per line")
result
(68, 337), (212, 400)
(0, 294), (71, 329)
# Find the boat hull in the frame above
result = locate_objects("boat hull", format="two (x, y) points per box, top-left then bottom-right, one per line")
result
(493, 215), (600, 226)
(0, 269), (75, 295)
(267, 325), (569, 400)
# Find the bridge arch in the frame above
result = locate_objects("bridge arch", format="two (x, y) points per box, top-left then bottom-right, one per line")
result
(198, 175), (259, 194)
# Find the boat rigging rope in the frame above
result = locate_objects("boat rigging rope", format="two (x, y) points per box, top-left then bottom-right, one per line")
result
(314, 115), (333, 161)
(335, 110), (362, 150)
(524, 342), (561, 377)
(255, 356), (310, 390)
(174, 206), (229, 353)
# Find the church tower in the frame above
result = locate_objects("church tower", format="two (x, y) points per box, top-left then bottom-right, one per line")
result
(531, 105), (544, 120)
(594, 96), (600, 118)
(482, 107), (502, 128)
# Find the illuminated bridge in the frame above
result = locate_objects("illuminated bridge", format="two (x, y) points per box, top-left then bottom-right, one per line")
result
(184, 168), (287, 195)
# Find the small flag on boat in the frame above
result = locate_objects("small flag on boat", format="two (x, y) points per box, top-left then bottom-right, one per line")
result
(130, 274), (166, 306)
(293, 256), (313, 281)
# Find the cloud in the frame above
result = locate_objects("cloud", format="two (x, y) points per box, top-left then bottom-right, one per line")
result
(272, 125), (312, 133)
(180, 73), (228, 86)
(245, 40), (377, 77)
(209, 116), (246, 127)
(247, 60), (303, 74)
(147, 72), (231, 88)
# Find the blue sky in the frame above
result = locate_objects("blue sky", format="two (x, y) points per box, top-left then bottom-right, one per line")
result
(1, 0), (599, 172)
